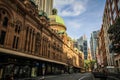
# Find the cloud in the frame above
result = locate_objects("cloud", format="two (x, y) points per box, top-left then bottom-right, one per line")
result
(65, 19), (83, 39)
(54, 0), (88, 17)
(66, 20), (82, 28)
(54, 0), (74, 7)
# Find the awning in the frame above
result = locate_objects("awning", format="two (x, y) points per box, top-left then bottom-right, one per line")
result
(0, 47), (68, 66)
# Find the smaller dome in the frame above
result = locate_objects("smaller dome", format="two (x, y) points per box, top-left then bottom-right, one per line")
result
(49, 15), (65, 26)
(58, 30), (66, 34)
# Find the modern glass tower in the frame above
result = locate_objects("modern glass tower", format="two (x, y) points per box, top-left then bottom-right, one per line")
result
(90, 30), (99, 60)
(77, 35), (88, 60)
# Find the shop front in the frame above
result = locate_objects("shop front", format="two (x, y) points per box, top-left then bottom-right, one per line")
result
(0, 52), (67, 79)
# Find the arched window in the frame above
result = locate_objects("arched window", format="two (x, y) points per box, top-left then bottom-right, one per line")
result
(0, 8), (11, 46)
(0, 8), (10, 27)
(15, 21), (22, 34)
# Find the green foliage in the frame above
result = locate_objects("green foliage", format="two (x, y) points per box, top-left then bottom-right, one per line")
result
(84, 60), (96, 71)
(108, 17), (120, 53)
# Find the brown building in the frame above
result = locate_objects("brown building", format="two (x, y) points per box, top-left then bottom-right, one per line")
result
(49, 9), (83, 73)
(101, 0), (120, 68)
(98, 26), (107, 67)
(0, 0), (83, 79)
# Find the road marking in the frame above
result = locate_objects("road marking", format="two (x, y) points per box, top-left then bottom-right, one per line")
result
(78, 76), (86, 80)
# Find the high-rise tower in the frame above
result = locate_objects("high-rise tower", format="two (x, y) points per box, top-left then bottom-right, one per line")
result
(34, 0), (53, 15)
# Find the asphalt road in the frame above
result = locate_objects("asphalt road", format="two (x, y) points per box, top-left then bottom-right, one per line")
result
(43, 73), (96, 80)
(17, 73), (101, 80)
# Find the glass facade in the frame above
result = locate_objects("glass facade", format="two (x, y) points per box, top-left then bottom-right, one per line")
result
(118, 0), (120, 10)
(112, 1), (114, 11)
(113, 11), (116, 20)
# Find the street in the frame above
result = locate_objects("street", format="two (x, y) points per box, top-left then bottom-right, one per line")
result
(18, 72), (120, 80)
(42, 73), (97, 80)
(0, 0), (120, 80)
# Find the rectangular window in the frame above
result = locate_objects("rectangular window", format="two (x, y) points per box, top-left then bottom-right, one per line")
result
(118, 0), (120, 10)
(12, 36), (16, 48)
(113, 11), (116, 20)
(12, 36), (19, 49)
(0, 31), (6, 45)
(16, 37), (19, 49)
(110, 19), (113, 25)
(108, 3), (111, 11)
(112, 1), (115, 11)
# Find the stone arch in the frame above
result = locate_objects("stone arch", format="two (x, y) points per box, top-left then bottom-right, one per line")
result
(0, 5), (14, 27)
(0, 4), (14, 19)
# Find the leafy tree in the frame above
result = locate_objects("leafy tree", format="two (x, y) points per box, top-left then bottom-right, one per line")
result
(84, 60), (90, 71)
(108, 17), (120, 53)
(84, 60), (96, 72)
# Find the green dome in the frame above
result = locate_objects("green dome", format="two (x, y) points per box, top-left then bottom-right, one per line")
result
(49, 15), (65, 26)
(58, 30), (65, 34)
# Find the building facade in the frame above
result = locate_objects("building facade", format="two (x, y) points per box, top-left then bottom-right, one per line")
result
(101, 0), (120, 68)
(0, 0), (83, 79)
(98, 26), (106, 67)
(49, 9), (83, 73)
(90, 30), (99, 60)
(77, 35), (88, 60)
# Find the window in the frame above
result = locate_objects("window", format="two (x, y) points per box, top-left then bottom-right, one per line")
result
(15, 25), (18, 33)
(112, 1), (115, 11)
(16, 37), (19, 49)
(113, 11), (116, 20)
(0, 13), (1, 20)
(48, 50), (50, 58)
(18, 27), (20, 34)
(15, 21), (21, 34)
(12, 36), (16, 48)
(110, 19), (113, 25)
(0, 31), (6, 45)
(109, 12), (111, 19)
(108, 3), (111, 11)
(2, 17), (8, 27)
(12, 36), (19, 49)
(118, 0), (120, 10)
(53, 53), (55, 59)
(0, 8), (9, 27)
(35, 33), (40, 54)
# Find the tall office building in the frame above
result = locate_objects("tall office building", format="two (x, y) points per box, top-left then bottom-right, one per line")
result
(77, 35), (88, 59)
(34, 0), (53, 15)
(90, 30), (99, 60)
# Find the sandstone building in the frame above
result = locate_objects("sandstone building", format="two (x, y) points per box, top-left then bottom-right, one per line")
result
(0, 0), (83, 79)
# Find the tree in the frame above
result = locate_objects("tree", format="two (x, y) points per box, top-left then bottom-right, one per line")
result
(84, 60), (90, 71)
(108, 17), (120, 53)
(90, 60), (96, 71)
(84, 60), (96, 72)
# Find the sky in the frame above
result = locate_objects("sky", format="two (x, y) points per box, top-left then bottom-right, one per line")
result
(53, 0), (106, 45)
